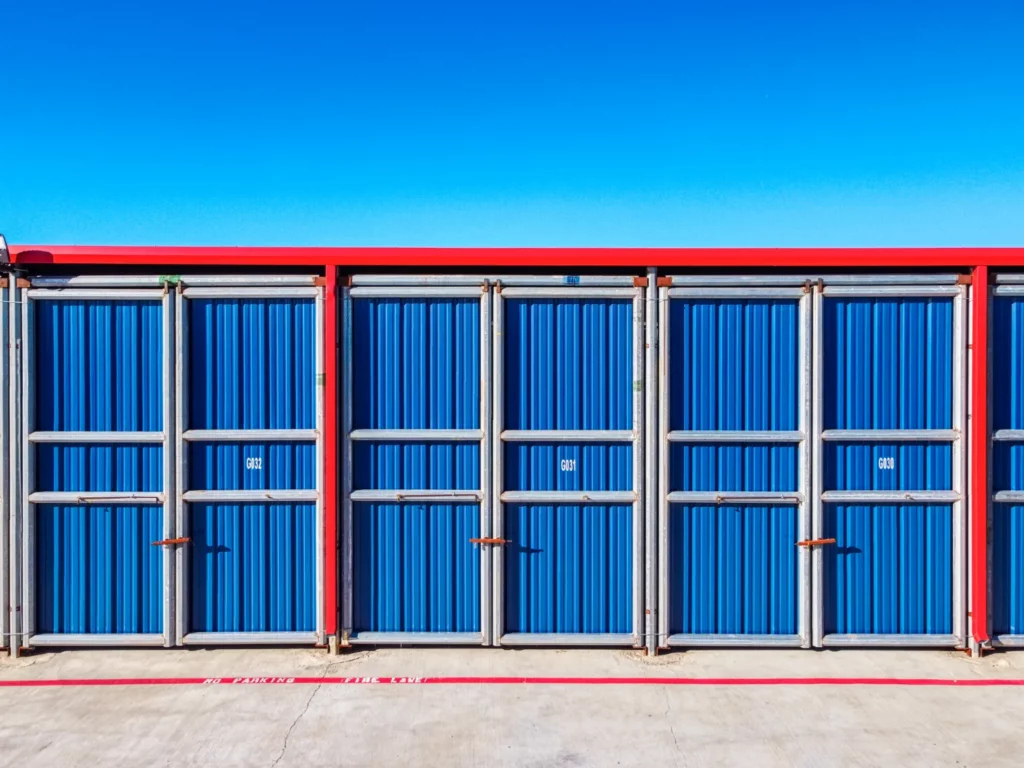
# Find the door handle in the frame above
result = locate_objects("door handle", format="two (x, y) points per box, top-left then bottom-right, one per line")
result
(469, 537), (510, 546)
(796, 538), (836, 548)
(152, 537), (191, 547)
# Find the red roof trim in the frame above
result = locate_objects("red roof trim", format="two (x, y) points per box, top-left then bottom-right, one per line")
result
(10, 245), (1024, 268)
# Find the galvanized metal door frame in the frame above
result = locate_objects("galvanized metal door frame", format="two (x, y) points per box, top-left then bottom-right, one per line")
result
(987, 279), (1024, 647)
(657, 284), (813, 649)
(1, 279), (9, 653)
(341, 280), (492, 646)
(812, 282), (967, 649)
(20, 282), (175, 648)
(175, 278), (325, 646)
(492, 278), (645, 648)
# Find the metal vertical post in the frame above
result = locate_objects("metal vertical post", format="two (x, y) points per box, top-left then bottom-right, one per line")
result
(314, 282), (326, 647)
(340, 283), (353, 644)
(951, 283), (967, 647)
(798, 289), (813, 648)
(630, 287), (645, 645)
(491, 287), (504, 646)
(656, 283), (670, 649)
(644, 269), (658, 655)
(323, 268), (339, 649)
(161, 286), (175, 647)
(174, 285), (187, 646)
(6, 279), (16, 657)
(972, 267), (990, 650)
(811, 284), (824, 648)
(480, 282), (493, 646)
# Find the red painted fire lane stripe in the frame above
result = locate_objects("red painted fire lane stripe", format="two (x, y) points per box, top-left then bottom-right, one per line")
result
(1, 676), (1024, 688)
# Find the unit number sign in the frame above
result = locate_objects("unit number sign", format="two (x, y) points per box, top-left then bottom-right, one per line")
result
(877, 456), (895, 470)
(246, 457), (263, 470)
(560, 459), (577, 472)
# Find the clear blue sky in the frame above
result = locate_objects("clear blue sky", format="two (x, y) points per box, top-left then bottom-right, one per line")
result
(3, 1), (1023, 246)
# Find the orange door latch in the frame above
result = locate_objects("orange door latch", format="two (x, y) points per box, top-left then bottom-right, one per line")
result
(152, 537), (191, 547)
(469, 537), (510, 546)
(796, 538), (837, 548)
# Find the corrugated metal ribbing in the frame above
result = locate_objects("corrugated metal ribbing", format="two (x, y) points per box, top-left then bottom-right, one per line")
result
(823, 298), (952, 431)
(36, 300), (164, 431)
(33, 300), (165, 635)
(354, 443), (479, 490)
(35, 505), (164, 634)
(504, 300), (632, 430)
(824, 443), (951, 490)
(189, 299), (315, 430)
(669, 506), (798, 635)
(668, 300), (798, 433)
(503, 299), (634, 635)
(353, 298), (480, 431)
(189, 443), (316, 490)
(822, 504), (952, 635)
(666, 298), (801, 638)
(822, 296), (954, 637)
(992, 505), (1024, 635)
(186, 297), (317, 634)
(189, 503), (316, 633)
(504, 505), (632, 634)
(351, 297), (482, 634)
(504, 444), (632, 491)
(353, 503), (480, 632)
(37, 445), (162, 492)
(990, 296), (1024, 635)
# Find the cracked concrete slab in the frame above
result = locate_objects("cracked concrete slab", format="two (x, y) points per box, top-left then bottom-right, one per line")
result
(1, 648), (1023, 767)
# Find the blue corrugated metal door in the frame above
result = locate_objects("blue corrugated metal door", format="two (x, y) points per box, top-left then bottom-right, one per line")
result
(991, 281), (1024, 644)
(26, 283), (171, 646)
(817, 283), (965, 647)
(180, 281), (322, 644)
(661, 286), (810, 649)
(496, 280), (641, 646)
(345, 282), (488, 644)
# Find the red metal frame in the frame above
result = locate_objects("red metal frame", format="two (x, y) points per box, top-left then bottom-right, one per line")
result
(323, 267), (338, 641)
(9, 244), (1024, 268)
(11, 243), (1014, 650)
(971, 266), (990, 646)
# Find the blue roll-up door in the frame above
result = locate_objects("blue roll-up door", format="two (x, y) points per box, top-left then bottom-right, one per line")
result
(345, 284), (488, 644)
(817, 285), (965, 647)
(660, 287), (810, 648)
(25, 286), (172, 646)
(179, 283), (322, 644)
(990, 283), (1024, 644)
(495, 281), (642, 646)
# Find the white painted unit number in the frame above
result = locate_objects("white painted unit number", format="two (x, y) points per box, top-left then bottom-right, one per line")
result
(246, 457), (263, 470)
(560, 459), (577, 472)
(878, 456), (895, 470)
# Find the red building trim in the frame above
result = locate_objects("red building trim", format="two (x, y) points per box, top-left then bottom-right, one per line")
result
(323, 268), (338, 641)
(971, 266), (990, 646)
(9, 244), (1024, 268)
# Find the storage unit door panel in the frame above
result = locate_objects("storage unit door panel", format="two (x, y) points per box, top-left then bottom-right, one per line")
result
(820, 295), (958, 643)
(189, 503), (316, 633)
(350, 296), (484, 638)
(504, 504), (632, 634)
(30, 297), (168, 641)
(353, 502), (481, 633)
(669, 505), (798, 635)
(822, 504), (952, 635)
(665, 297), (806, 644)
(501, 297), (637, 641)
(183, 296), (318, 637)
(991, 294), (1024, 639)
(36, 504), (164, 634)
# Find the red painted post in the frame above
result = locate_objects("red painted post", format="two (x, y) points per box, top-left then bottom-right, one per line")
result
(971, 265), (990, 646)
(323, 267), (338, 642)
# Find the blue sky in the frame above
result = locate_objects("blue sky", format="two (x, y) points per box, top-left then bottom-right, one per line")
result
(3, 1), (1022, 246)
